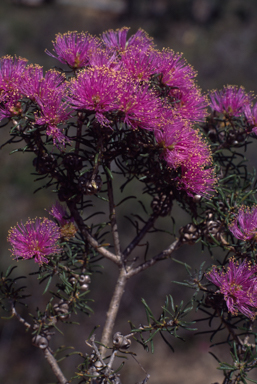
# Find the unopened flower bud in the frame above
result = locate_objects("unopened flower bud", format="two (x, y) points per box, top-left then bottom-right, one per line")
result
(113, 332), (131, 349)
(79, 275), (91, 285)
(32, 335), (48, 349)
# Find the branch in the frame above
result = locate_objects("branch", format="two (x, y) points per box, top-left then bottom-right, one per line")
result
(68, 202), (120, 265)
(44, 348), (69, 384)
(127, 238), (181, 277)
(12, 304), (68, 384)
(100, 268), (128, 356)
(122, 214), (158, 259)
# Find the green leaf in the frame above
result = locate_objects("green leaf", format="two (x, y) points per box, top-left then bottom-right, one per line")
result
(43, 276), (52, 295)
(104, 165), (113, 179)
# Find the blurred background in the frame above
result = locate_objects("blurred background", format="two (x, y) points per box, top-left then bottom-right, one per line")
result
(1, 0), (257, 383)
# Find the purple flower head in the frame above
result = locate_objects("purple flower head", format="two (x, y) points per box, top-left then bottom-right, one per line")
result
(206, 258), (257, 319)
(148, 49), (208, 124)
(0, 92), (23, 120)
(154, 49), (196, 90)
(155, 122), (212, 169)
(121, 47), (157, 83)
(87, 48), (119, 69)
(178, 164), (216, 197)
(0, 56), (28, 121)
(27, 69), (66, 104)
(46, 31), (99, 69)
(68, 66), (123, 126)
(19, 66), (66, 104)
(101, 27), (154, 54)
(170, 86), (208, 123)
(244, 102), (257, 135)
(29, 70), (71, 147)
(35, 92), (70, 147)
(229, 205), (257, 241)
(117, 82), (161, 130)
(0, 56), (27, 95)
(19, 64), (44, 100)
(208, 86), (253, 117)
(8, 217), (62, 265)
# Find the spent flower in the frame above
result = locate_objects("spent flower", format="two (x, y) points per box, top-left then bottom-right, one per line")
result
(49, 202), (77, 240)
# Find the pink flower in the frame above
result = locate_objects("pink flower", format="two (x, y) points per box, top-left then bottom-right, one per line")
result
(155, 119), (216, 197)
(0, 55), (27, 95)
(117, 82), (161, 130)
(35, 93), (70, 147)
(244, 102), (257, 134)
(68, 66), (123, 126)
(0, 56), (27, 120)
(19, 64), (44, 100)
(46, 31), (99, 69)
(120, 47), (157, 83)
(155, 121), (212, 169)
(148, 49), (208, 123)
(229, 206), (257, 241)
(20, 67), (66, 103)
(0, 93), (23, 120)
(170, 86), (208, 123)
(29, 70), (71, 147)
(208, 86), (252, 117)
(8, 218), (61, 265)
(87, 48), (118, 69)
(101, 27), (154, 54)
(178, 164), (216, 197)
(154, 49), (196, 90)
(206, 258), (257, 319)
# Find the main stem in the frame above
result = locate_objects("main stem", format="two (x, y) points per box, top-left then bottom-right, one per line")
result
(44, 348), (68, 384)
(100, 267), (128, 356)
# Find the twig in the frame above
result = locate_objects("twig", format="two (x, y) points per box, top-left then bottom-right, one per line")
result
(86, 334), (106, 367)
(12, 304), (68, 384)
(68, 202), (120, 265)
(123, 214), (157, 259)
(44, 348), (69, 384)
(105, 162), (121, 258)
(218, 311), (243, 346)
(11, 304), (31, 329)
(100, 268), (128, 356)
(127, 238), (181, 277)
(107, 349), (117, 370)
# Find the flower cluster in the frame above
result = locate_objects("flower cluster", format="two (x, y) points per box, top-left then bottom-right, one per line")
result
(8, 217), (62, 265)
(0, 28), (217, 196)
(64, 28), (215, 196)
(206, 258), (257, 319)
(229, 205), (257, 242)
